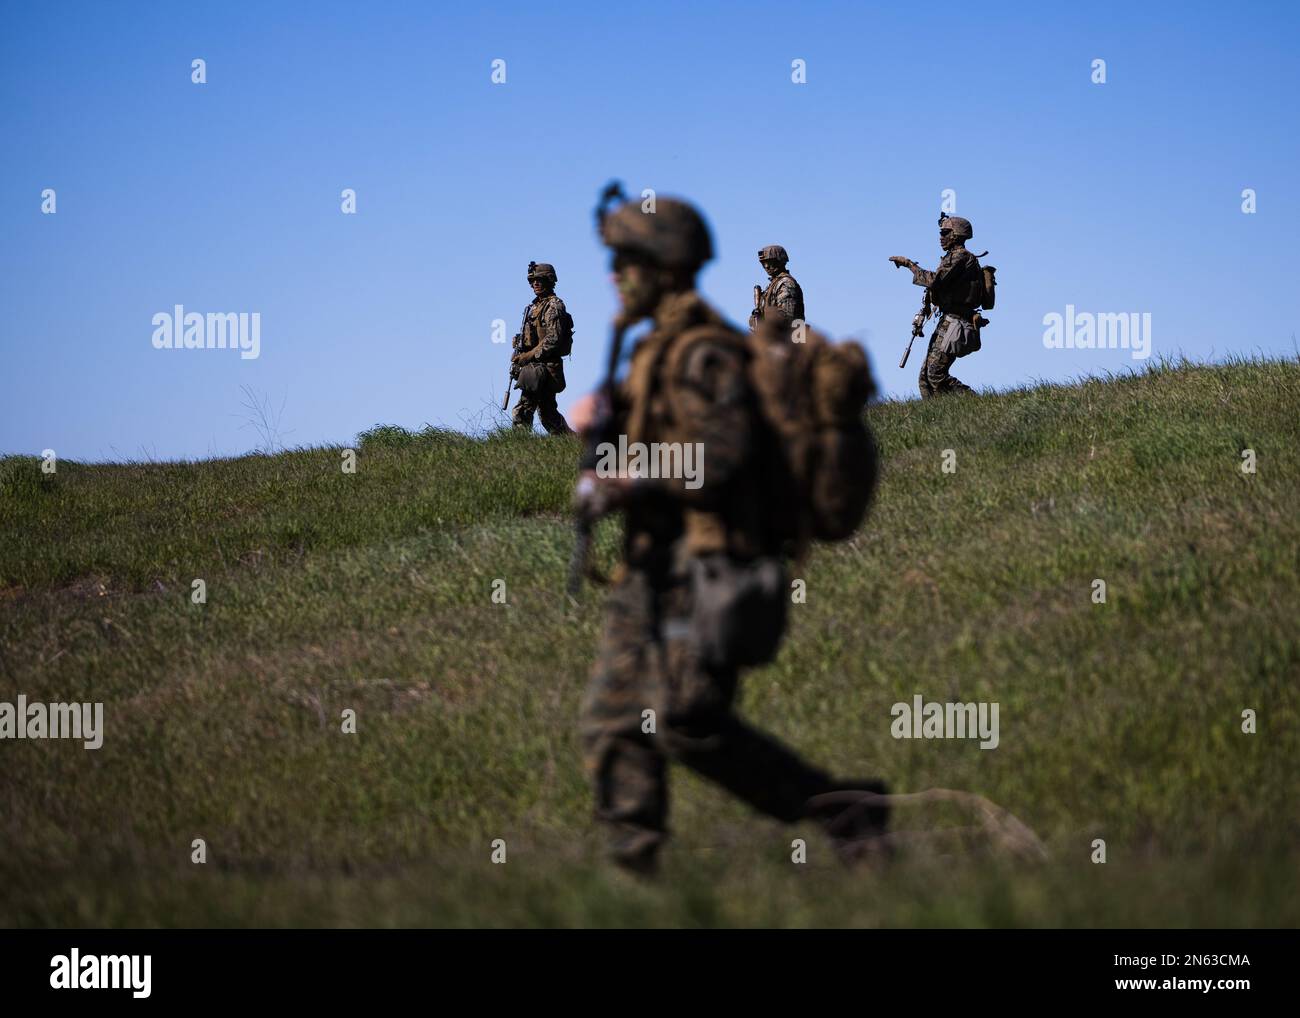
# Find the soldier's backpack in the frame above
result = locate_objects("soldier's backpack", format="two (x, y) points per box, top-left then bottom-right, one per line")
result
(657, 317), (878, 556)
(980, 264), (997, 310)
(552, 298), (575, 358)
(742, 322), (878, 550)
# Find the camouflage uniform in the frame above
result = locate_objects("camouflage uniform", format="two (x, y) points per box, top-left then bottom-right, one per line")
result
(901, 217), (985, 398)
(511, 263), (573, 434)
(580, 194), (887, 874)
(750, 244), (805, 330)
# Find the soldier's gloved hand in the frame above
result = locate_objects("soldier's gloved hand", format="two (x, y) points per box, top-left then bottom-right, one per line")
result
(888, 256), (914, 269)
(511, 349), (533, 366)
(573, 469), (633, 520)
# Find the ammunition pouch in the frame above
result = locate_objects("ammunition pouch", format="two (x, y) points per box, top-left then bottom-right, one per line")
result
(981, 265), (997, 310)
(687, 553), (787, 670)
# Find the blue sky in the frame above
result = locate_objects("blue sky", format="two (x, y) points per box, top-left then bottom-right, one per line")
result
(2, 0), (1297, 461)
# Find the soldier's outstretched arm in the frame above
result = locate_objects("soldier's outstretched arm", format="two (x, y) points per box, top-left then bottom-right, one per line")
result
(909, 264), (937, 287)
(890, 256), (940, 288)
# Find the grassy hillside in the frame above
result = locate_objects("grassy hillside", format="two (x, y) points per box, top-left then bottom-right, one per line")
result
(2, 358), (1298, 927)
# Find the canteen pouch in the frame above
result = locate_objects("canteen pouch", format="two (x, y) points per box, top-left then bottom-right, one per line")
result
(515, 362), (548, 394)
(936, 315), (981, 359)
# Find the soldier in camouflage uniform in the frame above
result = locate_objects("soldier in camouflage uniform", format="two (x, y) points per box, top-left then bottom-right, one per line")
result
(749, 244), (805, 331)
(890, 216), (986, 398)
(510, 261), (573, 434)
(571, 191), (889, 876)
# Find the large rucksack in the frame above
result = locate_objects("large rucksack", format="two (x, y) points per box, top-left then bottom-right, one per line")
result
(657, 318), (878, 558)
(742, 322), (878, 551)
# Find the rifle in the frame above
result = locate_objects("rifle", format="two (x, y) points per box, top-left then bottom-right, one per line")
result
(567, 319), (627, 598)
(503, 313), (530, 411)
(899, 288), (932, 369)
(501, 334), (519, 412)
(569, 182), (631, 598)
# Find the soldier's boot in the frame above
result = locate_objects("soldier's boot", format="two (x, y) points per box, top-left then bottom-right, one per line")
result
(582, 716), (669, 877)
(805, 778), (892, 865)
(538, 402), (574, 436)
(925, 348), (972, 399)
(610, 829), (663, 878)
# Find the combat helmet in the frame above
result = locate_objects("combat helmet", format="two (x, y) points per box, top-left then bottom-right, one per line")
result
(758, 244), (790, 266)
(938, 213), (973, 242)
(595, 182), (713, 272)
(527, 261), (557, 284)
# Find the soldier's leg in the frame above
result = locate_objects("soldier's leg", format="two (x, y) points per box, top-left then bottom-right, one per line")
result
(650, 581), (830, 822)
(671, 710), (837, 821)
(660, 657), (891, 855)
(918, 338), (936, 399)
(537, 387), (573, 436)
(654, 579), (889, 851)
(924, 346), (971, 396)
(663, 677), (891, 858)
(511, 392), (537, 430)
(579, 573), (670, 871)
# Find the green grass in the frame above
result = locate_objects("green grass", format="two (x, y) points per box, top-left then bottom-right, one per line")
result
(2, 358), (1298, 927)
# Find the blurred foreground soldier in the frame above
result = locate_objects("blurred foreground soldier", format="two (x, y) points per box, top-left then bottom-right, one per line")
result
(507, 261), (574, 434)
(571, 184), (889, 875)
(749, 244), (805, 331)
(890, 214), (996, 398)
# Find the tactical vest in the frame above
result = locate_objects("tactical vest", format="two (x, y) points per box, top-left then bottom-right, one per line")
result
(761, 272), (805, 323)
(522, 296), (574, 359)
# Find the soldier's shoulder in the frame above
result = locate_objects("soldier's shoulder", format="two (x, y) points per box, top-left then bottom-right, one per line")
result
(670, 320), (748, 400)
(677, 340), (748, 405)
